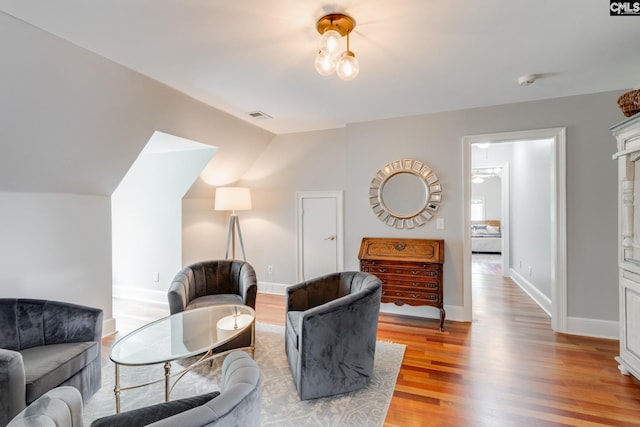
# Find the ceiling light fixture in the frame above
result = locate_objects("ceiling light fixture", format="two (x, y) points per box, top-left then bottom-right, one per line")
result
(314, 13), (359, 81)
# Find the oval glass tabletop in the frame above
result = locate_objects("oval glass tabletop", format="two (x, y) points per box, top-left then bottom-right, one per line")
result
(109, 304), (255, 366)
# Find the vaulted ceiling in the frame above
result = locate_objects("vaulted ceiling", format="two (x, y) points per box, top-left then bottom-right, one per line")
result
(1, 1), (638, 135)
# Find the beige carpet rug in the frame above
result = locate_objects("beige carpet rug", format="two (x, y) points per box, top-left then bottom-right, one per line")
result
(83, 322), (405, 427)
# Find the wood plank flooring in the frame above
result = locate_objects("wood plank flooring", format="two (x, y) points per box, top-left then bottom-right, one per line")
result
(103, 259), (640, 426)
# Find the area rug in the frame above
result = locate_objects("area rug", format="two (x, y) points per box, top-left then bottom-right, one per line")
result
(83, 322), (405, 427)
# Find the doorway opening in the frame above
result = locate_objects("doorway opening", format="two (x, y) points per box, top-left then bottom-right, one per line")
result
(463, 128), (567, 332)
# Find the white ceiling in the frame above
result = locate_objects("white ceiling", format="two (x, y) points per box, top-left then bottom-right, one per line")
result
(2, 1), (639, 135)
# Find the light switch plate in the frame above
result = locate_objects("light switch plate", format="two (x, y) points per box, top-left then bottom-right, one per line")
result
(436, 218), (445, 229)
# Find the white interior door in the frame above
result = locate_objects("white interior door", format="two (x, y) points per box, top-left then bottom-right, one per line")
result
(297, 191), (344, 281)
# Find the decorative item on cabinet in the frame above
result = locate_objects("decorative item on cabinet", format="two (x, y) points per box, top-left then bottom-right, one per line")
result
(358, 237), (445, 331)
(618, 89), (640, 118)
(611, 113), (640, 381)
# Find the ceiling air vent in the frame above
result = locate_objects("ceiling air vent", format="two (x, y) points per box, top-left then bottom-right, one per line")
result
(246, 111), (272, 120)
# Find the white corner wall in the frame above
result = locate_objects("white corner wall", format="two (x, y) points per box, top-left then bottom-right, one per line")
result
(112, 146), (216, 304)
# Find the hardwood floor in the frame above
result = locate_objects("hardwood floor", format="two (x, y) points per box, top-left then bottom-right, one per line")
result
(103, 265), (640, 426)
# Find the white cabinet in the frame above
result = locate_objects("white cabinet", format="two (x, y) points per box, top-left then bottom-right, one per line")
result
(612, 114), (640, 379)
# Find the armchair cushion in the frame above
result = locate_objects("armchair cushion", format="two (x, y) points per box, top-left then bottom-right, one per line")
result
(186, 294), (243, 310)
(22, 342), (99, 404)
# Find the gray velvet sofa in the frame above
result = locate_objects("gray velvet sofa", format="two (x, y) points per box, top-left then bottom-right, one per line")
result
(167, 260), (257, 353)
(285, 271), (382, 400)
(90, 350), (262, 427)
(0, 299), (103, 426)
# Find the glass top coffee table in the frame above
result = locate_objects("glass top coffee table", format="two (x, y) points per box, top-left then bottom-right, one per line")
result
(109, 304), (255, 413)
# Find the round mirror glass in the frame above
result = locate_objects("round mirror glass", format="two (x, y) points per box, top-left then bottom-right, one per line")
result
(380, 172), (428, 218)
(369, 159), (442, 229)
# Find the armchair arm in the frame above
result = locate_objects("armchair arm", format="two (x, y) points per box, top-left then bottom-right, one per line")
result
(0, 349), (26, 426)
(7, 386), (83, 427)
(238, 262), (258, 309)
(168, 269), (191, 314)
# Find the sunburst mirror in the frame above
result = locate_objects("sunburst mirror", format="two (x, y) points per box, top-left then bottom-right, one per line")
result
(369, 159), (442, 229)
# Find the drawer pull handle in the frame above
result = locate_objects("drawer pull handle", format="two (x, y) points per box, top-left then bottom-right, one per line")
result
(378, 268), (387, 273)
(393, 242), (407, 251)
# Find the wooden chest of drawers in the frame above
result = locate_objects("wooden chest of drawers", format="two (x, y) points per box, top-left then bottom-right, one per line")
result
(358, 237), (445, 330)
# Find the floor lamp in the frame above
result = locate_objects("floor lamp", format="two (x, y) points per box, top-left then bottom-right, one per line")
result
(215, 187), (252, 261)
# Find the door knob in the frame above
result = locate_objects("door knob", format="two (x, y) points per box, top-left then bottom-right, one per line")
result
(324, 235), (336, 240)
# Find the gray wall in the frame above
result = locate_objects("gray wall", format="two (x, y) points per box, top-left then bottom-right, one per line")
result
(227, 91), (622, 326)
(0, 14), (273, 328)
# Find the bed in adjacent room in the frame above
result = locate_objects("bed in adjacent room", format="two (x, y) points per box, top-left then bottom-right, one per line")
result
(471, 220), (502, 253)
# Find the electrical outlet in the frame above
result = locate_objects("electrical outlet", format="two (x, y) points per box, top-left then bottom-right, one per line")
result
(153, 272), (159, 283)
(268, 265), (273, 275)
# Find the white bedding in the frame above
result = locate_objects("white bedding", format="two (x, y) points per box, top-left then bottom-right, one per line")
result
(471, 223), (502, 253)
(472, 236), (502, 253)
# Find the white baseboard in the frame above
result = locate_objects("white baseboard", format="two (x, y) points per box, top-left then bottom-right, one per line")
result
(379, 302), (466, 323)
(510, 268), (552, 316)
(566, 317), (619, 340)
(102, 317), (116, 338)
(509, 269), (619, 339)
(112, 285), (169, 307)
(258, 281), (288, 295)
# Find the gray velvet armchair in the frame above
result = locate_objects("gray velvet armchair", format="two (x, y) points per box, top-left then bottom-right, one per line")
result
(167, 260), (257, 354)
(285, 271), (382, 400)
(90, 351), (261, 427)
(6, 351), (261, 427)
(0, 299), (103, 426)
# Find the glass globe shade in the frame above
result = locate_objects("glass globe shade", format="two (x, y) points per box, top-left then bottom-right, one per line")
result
(336, 52), (359, 81)
(315, 51), (336, 76)
(319, 30), (343, 56)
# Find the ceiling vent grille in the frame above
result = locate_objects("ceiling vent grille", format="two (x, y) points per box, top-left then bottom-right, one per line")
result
(246, 111), (272, 120)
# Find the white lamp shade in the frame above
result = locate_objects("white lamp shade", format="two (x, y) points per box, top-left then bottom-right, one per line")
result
(214, 187), (252, 211)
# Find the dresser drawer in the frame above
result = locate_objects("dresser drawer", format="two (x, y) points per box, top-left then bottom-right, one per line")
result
(381, 289), (441, 306)
(361, 263), (441, 279)
(380, 278), (440, 291)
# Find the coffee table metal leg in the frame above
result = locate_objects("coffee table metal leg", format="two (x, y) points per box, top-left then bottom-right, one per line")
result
(114, 363), (121, 413)
(250, 321), (255, 358)
(164, 361), (171, 401)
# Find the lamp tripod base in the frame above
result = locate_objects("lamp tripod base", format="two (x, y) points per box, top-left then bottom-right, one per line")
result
(225, 214), (246, 261)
